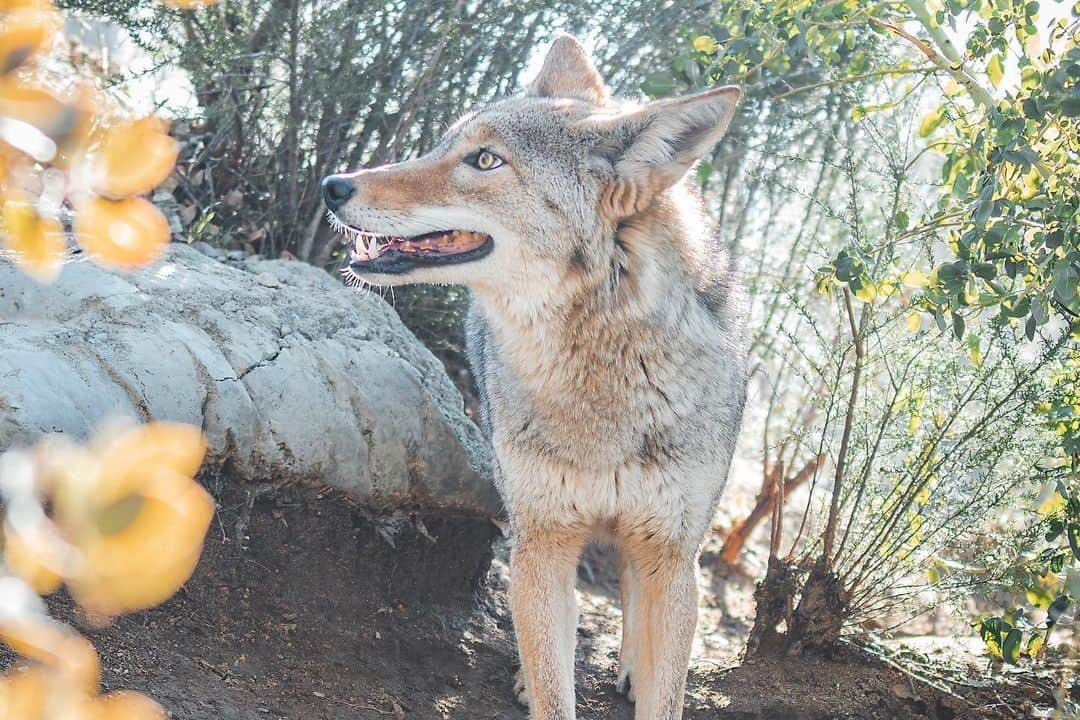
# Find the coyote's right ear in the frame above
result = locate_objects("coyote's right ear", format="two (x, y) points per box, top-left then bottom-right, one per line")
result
(587, 86), (741, 218)
(527, 33), (608, 105)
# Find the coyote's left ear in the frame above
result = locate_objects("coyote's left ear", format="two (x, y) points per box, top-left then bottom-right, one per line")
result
(587, 86), (741, 216)
(527, 33), (609, 104)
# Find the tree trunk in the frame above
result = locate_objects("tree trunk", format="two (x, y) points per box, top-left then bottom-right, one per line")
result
(744, 555), (797, 658)
(784, 559), (849, 655)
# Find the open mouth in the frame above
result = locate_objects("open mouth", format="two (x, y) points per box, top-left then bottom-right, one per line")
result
(332, 219), (493, 275)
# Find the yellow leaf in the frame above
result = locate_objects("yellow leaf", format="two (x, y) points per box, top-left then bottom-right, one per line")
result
(90, 117), (179, 199)
(906, 311), (922, 333)
(1039, 491), (1066, 516)
(909, 413), (922, 434)
(97, 690), (167, 720)
(968, 344), (982, 367)
(1, 195), (65, 281)
(97, 422), (208, 496)
(73, 196), (170, 270)
(1026, 587), (1053, 609)
(0, 79), (95, 162)
(67, 467), (214, 617)
(692, 35), (717, 54)
(3, 521), (64, 594)
(0, 666), (50, 719)
(854, 282), (877, 302)
(987, 53), (1004, 88)
(901, 270), (929, 288)
(1027, 634), (1044, 657)
(915, 485), (930, 506)
(0, 6), (59, 74)
(0, 620), (100, 694)
(918, 107), (945, 137)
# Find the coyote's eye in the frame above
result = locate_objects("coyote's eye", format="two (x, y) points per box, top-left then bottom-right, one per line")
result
(465, 149), (505, 171)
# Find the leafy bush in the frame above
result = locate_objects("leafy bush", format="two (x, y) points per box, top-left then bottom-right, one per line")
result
(642, 0), (1079, 662)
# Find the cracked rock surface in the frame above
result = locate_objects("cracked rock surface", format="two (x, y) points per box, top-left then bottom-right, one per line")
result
(0, 244), (497, 514)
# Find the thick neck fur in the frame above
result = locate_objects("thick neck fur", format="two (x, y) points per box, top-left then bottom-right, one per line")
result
(472, 184), (725, 469)
(479, 185), (712, 341)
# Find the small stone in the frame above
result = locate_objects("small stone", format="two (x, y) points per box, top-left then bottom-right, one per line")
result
(255, 273), (281, 288)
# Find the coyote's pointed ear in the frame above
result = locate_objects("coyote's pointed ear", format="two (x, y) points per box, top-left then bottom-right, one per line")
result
(527, 33), (609, 105)
(588, 86), (741, 217)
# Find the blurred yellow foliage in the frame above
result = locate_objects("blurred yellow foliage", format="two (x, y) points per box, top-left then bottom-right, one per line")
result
(0, 665), (168, 720)
(2, 522), (63, 595)
(1, 621), (100, 694)
(91, 118), (178, 199)
(0, 6), (58, 74)
(0, 0), (179, 281)
(73, 197), (170, 270)
(0, 193), (63, 281)
(0, 422), (213, 718)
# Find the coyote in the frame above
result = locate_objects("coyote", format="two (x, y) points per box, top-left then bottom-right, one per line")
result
(323, 34), (747, 720)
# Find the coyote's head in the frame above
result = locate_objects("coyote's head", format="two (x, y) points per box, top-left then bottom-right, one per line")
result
(324, 34), (739, 305)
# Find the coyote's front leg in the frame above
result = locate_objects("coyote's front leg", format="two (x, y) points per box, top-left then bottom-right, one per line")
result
(624, 541), (699, 720)
(509, 527), (587, 719)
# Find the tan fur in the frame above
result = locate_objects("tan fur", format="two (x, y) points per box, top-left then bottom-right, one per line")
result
(323, 33), (746, 720)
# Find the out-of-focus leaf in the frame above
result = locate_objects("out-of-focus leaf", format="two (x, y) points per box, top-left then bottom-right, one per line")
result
(0, 6), (59, 75)
(72, 196), (170, 270)
(1, 194), (65, 282)
(90, 117), (179, 199)
(919, 106), (946, 137)
(2, 521), (64, 594)
(987, 53), (1004, 88)
(96, 690), (168, 720)
(0, 619), (100, 694)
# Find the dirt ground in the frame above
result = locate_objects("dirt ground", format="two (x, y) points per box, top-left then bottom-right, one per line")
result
(2, 480), (1055, 720)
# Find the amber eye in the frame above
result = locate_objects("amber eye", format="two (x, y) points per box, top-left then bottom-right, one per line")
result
(467, 149), (504, 171)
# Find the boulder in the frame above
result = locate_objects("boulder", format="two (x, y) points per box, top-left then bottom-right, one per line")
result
(0, 244), (497, 515)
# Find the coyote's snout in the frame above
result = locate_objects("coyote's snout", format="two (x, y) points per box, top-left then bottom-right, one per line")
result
(324, 34), (747, 720)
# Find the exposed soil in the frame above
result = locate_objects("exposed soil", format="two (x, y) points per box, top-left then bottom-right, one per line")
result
(2, 482), (1046, 720)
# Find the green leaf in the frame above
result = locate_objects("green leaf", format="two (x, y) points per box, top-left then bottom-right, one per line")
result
(1061, 97), (1080, 117)
(979, 616), (1004, 658)
(1002, 628), (1022, 664)
(697, 160), (714, 186)
(1068, 522), (1080, 560)
(893, 210), (909, 230)
(640, 73), (678, 98)
(1048, 595), (1070, 625)
(987, 53), (1005, 88)
(1033, 297), (1050, 325)
(952, 312), (965, 340)
(1052, 261), (1078, 303)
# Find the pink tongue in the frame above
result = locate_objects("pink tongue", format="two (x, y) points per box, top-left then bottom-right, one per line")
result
(398, 230), (486, 254)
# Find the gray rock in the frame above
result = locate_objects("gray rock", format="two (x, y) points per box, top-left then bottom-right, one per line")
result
(190, 241), (226, 260)
(0, 245), (497, 515)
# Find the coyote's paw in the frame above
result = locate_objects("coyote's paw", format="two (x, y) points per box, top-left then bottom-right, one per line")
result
(615, 666), (636, 703)
(513, 668), (530, 708)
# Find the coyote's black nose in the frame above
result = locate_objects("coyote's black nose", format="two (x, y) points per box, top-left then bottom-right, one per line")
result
(322, 176), (355, 210)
